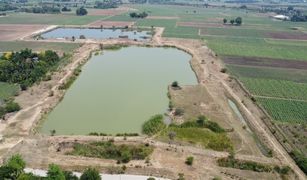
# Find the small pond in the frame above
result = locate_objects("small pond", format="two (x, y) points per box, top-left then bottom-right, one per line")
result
(41, 47), (197, 135)
(41, 28), (152, 41)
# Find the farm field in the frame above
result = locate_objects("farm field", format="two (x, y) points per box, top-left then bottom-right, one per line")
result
(0, 41), (81, 52)
(0, 13), (105, 25)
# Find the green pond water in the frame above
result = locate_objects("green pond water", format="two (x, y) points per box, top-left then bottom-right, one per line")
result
(41, 47), (197, 135)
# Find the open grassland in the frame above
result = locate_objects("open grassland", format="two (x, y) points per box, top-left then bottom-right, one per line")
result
(256, 98), (307, 123)
(0, 82), (19, 101)
(241, 78), (307, 101)
(160, 126), (233, 152)
(0, 41), (81, 52)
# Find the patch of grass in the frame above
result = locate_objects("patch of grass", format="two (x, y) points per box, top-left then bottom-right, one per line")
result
(173, 116), (225, 133)
(160, 127), (233, 152)
(67, 141), (153, 163)
(0, 82), (19, 101)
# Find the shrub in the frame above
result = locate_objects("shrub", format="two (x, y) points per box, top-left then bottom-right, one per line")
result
(220, 68), (227, 73)
(76, 7), (87, 16)
(80, 168), (101, 180)
(289, 150), (307, 174)
(47, 164), (65, 180)
(5, 101), (21, 113)
(64, 171), (78, 180)
(174, 108), (184, 116)
(185, 156), (194, 166)
(171, 81), (179, 88)
(142, 114), (166, 136)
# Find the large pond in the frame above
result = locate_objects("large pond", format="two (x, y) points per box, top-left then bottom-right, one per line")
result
(41, 28), (151, 41)
(41, 47), (197, 135)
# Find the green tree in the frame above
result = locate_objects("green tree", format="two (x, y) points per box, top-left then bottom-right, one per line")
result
(80, 168), (101, 180)
(196, 115), (206, 126)
(121, 151), (132, 163)
(223, 18), (227, 24)
(47, 164), (65, 180)
(6, 154), (25, 176)
(171, 81), (179, 88)
(0, 154), (25, 179)
(230, 19), (235, 25)
(64, 171), (78, 180)
(235, 17), (242, 25)
(76, 7), (88, 16)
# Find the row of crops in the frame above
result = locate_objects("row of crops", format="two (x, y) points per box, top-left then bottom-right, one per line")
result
(241, 78), (307, 101)
(257, 98), (307, 123)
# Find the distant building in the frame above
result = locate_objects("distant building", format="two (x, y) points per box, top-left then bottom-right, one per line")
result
(273, 15), (290, 20)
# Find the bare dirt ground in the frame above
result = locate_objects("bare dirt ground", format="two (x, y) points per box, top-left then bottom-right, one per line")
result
(87, 7), (134, 16)
(0, 24), (49, 41)
(266, 31), (307, 40)
(87, 20), (135, 28)
(147, 16), (179, 20)
(0, 27), (305, 179)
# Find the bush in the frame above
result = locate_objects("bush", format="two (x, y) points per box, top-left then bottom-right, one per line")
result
(220, 68), (227, 73)
(217, 157), (272, 172)
(142, 114), (166, 136)
(171, 81), (179, 88)
(5, 101), (21, 113)
(289, 150), (307, 174)
(76, 7), (87, 16)
(47, 164), (65, 180)
(64, 171), (78, 180)
(185, 156), (194, 166)
(174, 108), (184, 116)
(80, 168), (101, 180)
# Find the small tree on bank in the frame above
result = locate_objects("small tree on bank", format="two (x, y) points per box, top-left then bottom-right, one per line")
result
(76, 7), (87, 16)
(223, 18), (227, 24)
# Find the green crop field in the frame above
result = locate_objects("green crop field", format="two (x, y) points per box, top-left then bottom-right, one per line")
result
(241, 78), (307, 101)
(204, 37), (307, 60)
(257, 98), (307, 123)
(227, 65), (307, 83)
(0, 41), (81, 52)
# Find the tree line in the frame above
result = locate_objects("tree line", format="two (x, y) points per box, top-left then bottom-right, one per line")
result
(0, 154), (102, 179)
(223, 17), (242, 25)
(0, 49), (60, 88)
(129, 11), (148, 18)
